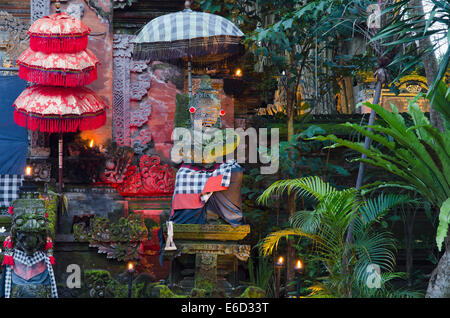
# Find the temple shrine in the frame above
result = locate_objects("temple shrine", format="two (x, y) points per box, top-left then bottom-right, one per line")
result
(0, 0), (448, 302)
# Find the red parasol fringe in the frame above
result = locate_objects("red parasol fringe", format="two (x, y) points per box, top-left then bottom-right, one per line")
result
(14, 110), (106, 133)
(29, 36), (89, 54)
(18, 66), (97, 87)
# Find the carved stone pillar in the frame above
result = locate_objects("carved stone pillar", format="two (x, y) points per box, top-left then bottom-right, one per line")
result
(31, 0), (50, 23)
(195, 253), (217, 287)
(112, 34), (133, 147)
(30, 0), (51, 158)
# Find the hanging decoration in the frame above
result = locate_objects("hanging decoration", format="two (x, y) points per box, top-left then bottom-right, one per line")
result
(12, 1), (107, 252)
(13, 85), (107, 133)
(17, 48), (99, 87)
(28, 12), (91, 53)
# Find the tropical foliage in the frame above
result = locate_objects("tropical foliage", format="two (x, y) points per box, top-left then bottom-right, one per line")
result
(372, 0), (450, 100)
(257, 176), (414, 297)
(313, 96), (450, 251)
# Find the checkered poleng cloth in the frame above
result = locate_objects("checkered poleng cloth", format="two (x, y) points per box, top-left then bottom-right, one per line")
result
(174, 160), (240, 203)
(133, 8), (244, 44)
(0, 175), (23, 208)
(4, 250), (58, 298)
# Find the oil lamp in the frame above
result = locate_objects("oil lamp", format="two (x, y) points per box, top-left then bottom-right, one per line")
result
(275, 255), (285, 298)
(294, 259), (304, 274)
(127, 262), (135, 298)
(25, 165), (32, 177)
(294, 259), (304, 298)
(275, 256), (285, 268)
(20, 163), (38, 193)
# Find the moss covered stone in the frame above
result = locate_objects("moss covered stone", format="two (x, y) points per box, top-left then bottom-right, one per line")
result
(239, 286), (266, 298)
(152, 284), (187, 298)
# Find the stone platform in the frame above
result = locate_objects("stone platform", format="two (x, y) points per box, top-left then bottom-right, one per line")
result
(163, 224), (251, 295)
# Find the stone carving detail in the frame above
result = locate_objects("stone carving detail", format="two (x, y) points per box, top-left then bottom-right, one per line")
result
(113, 0), (137, 9)
(131, 61), (148, 73)
(115, 155), (175, 196)
(0, 11), (30, 63)
(66, 3), (86, 20)
(73, 214), (148, 261)
(27, 162), (51, 182)
(29, 0), (51, 157)
(1, 193), (57, 298)
(102, 145), (134, 184)
(130, 101), (152, 127)
(113, 34), (134, 147)
(131, 72), (152, 100)
(31, 0), (50, 23)
(405, 84), (422, 94)
(113, 34), (154, 154)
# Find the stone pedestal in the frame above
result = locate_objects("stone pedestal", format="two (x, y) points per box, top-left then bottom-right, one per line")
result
(163, 224), (250, 295)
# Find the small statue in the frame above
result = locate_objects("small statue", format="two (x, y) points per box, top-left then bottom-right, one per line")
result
(164, 221), (176, 251)
(169, 76), (244, 227)
(0, 196), (58, 298)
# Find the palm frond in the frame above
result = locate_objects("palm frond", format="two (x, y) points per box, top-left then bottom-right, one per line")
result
(359, 193), (410, 226)
(257, 176), (337, 206)
(259, 228), (319, 256)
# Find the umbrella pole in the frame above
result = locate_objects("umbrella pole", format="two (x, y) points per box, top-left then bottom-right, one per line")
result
(188, 59), (192, 98)
(58, 133), (63, 232)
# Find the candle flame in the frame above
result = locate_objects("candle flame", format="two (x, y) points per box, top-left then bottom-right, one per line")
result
(128, 262), (134, 270)
(295, 260), (302, 269)
(25, 166), (32, 176)
(277, 256), (284, 265)
(235, 68), (242, 77)
(89, 139), (94, 148)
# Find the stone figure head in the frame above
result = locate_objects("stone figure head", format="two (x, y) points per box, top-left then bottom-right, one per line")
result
(66, 3), (86, 20)
(10, 197), (49, 256)
(189, 76), (224, 130)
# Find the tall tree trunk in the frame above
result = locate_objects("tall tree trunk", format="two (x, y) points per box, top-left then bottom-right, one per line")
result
(285, 85), (296, 295)
(426, 238), (450, 298)
(409, 0), (449, 297)
(410, 0), (445, 133)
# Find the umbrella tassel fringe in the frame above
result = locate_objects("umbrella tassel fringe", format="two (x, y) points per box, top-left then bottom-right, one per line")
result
(18, 66), (97, 87)
(132, 41), (243, 61)
(14, 110), (106, 133)
(29, 36), (89, 54)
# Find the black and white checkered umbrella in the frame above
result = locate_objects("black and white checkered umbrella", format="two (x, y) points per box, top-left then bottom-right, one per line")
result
(132, 2), (244, 61)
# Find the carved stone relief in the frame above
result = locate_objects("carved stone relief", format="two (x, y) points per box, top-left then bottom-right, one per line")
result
(30, 0), (51, 157)
(113, 34), (154, 156)
(66, 3), (86, 20)
(0, 11), (29, 64)
(112, 34), (133, 147)
(31, 0), (50, 23)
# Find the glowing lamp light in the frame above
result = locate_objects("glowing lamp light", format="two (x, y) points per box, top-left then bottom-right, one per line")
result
(235, 68), (242, 77)
(89, 139), (94, 148)
(220, 109), (226, 116)
(189, 106), (196, 114)
(294, 259), (304, 273)
(25, 166), (32, 176)
(127, 262), (134, 272)
(275, 256), (285, 268)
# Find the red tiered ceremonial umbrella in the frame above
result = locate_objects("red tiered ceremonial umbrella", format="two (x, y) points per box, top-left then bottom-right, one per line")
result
(13, 5), (106, 224)
(28, 12), (91, 53)
(13, 85), (106, 133)
(17, 48), (99, 87)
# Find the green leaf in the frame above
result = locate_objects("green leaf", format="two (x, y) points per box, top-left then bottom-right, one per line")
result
(436, 198), (450, 251)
